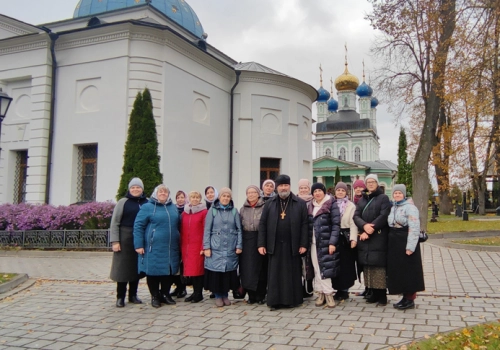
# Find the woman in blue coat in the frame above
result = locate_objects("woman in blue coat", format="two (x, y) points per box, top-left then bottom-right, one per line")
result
(203, 187), (243, 307)
(134, 184), (180, 308)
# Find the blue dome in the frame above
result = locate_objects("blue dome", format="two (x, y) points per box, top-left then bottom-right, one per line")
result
(74, 0), (205, 38)
(371, 97), (379, 108)
(327, 98), (338, 112)
(356, 81), (373, 97)
(317, 87), (330, 102)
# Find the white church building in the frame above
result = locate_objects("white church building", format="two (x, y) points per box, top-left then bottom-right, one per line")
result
(0, 0), (317, 206)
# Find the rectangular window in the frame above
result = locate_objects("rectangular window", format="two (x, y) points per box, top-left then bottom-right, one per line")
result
(13, 151), (28, 204)
(260, 158), (280, 186)
(77, 144), (98, 202)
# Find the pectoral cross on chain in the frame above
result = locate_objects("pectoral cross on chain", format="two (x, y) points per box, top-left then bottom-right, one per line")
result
(280, 212), (286, 219)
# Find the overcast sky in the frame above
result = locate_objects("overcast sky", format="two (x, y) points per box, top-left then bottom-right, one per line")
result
(1, 0), (400, 162)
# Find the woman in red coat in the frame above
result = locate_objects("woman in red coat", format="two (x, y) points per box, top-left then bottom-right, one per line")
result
(180, 191), (208, 303)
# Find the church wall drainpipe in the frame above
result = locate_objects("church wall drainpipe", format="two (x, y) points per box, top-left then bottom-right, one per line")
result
(41, 28), (59, 204)
(229, 70), (241, 189)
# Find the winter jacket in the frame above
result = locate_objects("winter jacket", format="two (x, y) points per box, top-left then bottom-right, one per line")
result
(240, 198), (265, 232)
(203, 199), (242, 273)
(110, 192), (148, 242)
(307, 195), (341, 279)
(353, 187), (392, 267)
(388, 198), (420, 252)
(180, 204), (207, 276)
(133, 197), (180, 276)
(257, 192), (309, 255)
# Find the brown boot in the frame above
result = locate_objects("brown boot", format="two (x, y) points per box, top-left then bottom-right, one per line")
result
(315, 292), (325, 307)
(325, 293), (336, 308)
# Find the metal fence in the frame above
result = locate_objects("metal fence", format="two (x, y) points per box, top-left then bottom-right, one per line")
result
(0, 230), (111, 249)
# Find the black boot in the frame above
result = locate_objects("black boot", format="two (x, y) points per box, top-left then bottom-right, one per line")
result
(377, 291), (387, 306)
(364, 288), (373, 300)
(116, 298), (125, 307)
(247, 291), (257, 304)
(396, 299), (415, 310)
(393, 297), (406, 308)
(366, 289), (380, 304)
(191, 277), (204, 303)
(151, 295), (161, 308)
(161, 292), (176, 305)
(128, 295), (142, 304)
(185, 294), (195, 302)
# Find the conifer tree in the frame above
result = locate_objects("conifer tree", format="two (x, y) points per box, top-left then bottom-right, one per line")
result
(116, 88), (163, 200)
(397, 127), (412, 195)
(334, 166), (341, 185)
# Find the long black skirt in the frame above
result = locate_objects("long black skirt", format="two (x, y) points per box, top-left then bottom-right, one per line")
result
(204, 269), (239, 294)
(266, 241), (303, 307)
(332, 230), (357, 291)
(109, 226), (140, 282)
(240, 230), (268, 292)
(387, 226), (425, 295)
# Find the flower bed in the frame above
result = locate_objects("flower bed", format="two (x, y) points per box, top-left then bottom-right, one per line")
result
(0, 202), (115, 231)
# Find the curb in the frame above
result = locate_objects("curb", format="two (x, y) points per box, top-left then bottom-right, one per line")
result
(0, 273), (29, 294)
(444, 242), (500, 252)
(0, 250), (111, 258)
(428, 231), (500, 239)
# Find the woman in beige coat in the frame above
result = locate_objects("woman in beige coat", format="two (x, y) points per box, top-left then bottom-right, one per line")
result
(331, 182), (358, 301)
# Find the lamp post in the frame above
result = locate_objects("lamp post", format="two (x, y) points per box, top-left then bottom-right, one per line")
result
(0, 88), (13, 161)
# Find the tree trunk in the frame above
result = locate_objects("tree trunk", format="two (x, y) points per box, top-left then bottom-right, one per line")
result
(412, 0), (456, 231)
(477, 177), (486, 215)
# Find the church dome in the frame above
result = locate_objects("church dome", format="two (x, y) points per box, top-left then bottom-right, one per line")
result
(73, 0), (205, 38)
(334, 64), (359, 92)
(327, 98), (338, 112)
(371, 96), (379, 108)
(356, 81), (373, 97)
(317, 86), (330, 103)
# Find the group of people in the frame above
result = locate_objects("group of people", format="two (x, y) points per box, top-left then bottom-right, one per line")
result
(109, 173), (424, 311)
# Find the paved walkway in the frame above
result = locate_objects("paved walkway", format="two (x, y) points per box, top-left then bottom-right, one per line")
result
(0, 241), (499, 350)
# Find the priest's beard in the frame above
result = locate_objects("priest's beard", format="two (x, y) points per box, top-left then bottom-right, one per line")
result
(278, 190), (290, 199)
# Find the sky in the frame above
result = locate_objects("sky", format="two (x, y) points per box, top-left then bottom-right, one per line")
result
(1, 0), (400, 163)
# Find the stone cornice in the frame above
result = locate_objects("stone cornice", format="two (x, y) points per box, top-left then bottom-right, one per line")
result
(0, 21), (32, 36)
(239, 74), (317, 101)
(53, 24), (233, 80)
(56, 31), (131, 50)
(0, 40), (48, 56)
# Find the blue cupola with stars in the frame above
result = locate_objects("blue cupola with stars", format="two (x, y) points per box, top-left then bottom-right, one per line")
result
(371, 96), (379, 108)
(73, 0), (205, 38)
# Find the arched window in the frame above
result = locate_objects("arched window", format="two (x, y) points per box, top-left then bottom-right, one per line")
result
(325, 148), (332, 156)
(354, 147), (361, 162)
(339, 148), (346, 161)
(344, 97), (348, 107)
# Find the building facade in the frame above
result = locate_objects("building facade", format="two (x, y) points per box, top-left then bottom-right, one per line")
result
(0, 0), (317, 206)
(313, 60), (397, 195)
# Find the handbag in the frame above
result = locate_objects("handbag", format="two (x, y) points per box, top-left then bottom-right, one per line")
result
(419, 230), (428, 243)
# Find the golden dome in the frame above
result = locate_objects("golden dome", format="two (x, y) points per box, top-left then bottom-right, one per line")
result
(334, 64), (359, 91)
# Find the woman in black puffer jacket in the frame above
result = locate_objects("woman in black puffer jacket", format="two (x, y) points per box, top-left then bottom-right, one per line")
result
(307, 183), (341, 308)
(353, 174), (392, 306)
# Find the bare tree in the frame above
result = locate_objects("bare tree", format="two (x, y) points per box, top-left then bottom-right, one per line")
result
(367, 0), (457, 229)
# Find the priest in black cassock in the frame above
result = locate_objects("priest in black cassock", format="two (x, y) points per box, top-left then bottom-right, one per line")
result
(258, 174), (309, 310)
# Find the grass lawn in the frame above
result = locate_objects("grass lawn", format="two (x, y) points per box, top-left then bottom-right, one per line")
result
(452, 237), (500, 246)
(0, 273), (17, 284)
(393, 322), (500, 350)
(427, 213), (500, 234)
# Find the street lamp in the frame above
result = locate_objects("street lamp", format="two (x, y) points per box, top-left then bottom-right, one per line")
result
(0, 88), (13, 160)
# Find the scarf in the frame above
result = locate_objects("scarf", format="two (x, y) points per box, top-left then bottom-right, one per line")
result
(335, 196), (349, 217)
(184, 202), (206, 214)
(312, 194), (330, 217)
(353, 194), (362, 205)
(298, 193), (313, 202)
